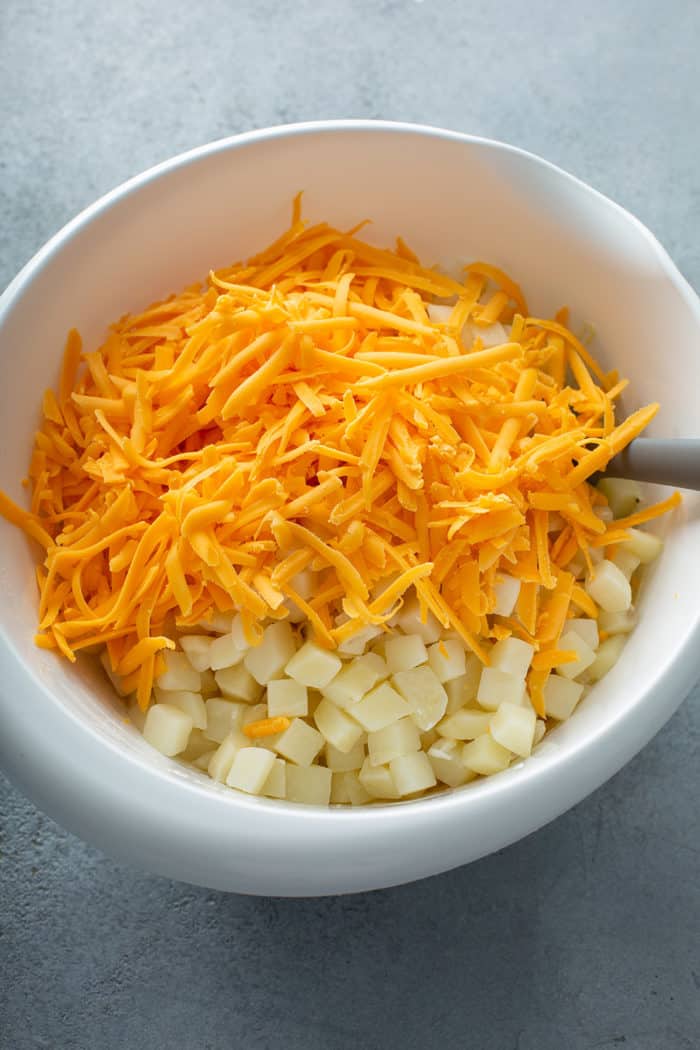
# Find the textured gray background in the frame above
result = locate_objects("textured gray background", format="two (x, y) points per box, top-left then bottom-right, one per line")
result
(1, 2), (699, 1048)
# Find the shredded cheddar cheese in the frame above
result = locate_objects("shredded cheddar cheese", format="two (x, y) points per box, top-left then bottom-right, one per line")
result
(0, 199), (678, 713)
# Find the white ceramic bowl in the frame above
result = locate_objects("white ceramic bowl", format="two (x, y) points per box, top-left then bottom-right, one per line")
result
(1, 121), (699, 896)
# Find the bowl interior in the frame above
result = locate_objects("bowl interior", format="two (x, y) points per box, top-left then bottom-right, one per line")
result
(1, 123), (699, 805)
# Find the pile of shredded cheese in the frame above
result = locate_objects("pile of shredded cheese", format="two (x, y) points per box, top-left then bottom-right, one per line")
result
(0, 197), (680, 716)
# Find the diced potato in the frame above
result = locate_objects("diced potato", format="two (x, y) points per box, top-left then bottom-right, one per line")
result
(427, 638), (467, 682)
(556, 630), (597, 680)
(192, 749), (216, 771)
(394, 594), (443, 644)
(208, 633), (245, 671)
(285, 764), (332, 805)
(620, 527), (663, 564)
(597, 477), (641, 519)
(567, 618), (600, 651)
(274, 717), (324, 766)
(330, 771), (352, 804)
(385, 633), (428, 674)
(611, 547), (641, 581)
(533, 719), (546, 745)
(241, 703), (269, 728)
(179, 634), (215, 672)
(543, 675), (584, 720)
(313, 698), (364, 753)
(126, 700), (147, 733)
(351, 682), (411, 732)
(337, 624), (384, 656)
(244, 622), (298, 684)
(326, 737), (366, 772)
(426, 303), (453, 323)
(597, 607), (637, 636)
(464, 319), (508, 348)
(154, 688), (206, 730)
(143, 704), (193, 756)
(226, 747), (277, 794)
(390, 752), (437, 796)
(443, 655), (482, 713)
(204, 697), (247, 742)
(391, 665), (448, 730)
(197, 610), (235, 634)
(344, 771), (373, 805)
(492, 574), (521, 617)
(156, 651), (201, 693)
(180, 729), (215, 762)
(420, 728), (439, 750)
(438, 707), (492, 740)
(214, 664), (262, 703)
(368, 717), (421, 767)
(231, 612), (256, 651)
(285, 640), (342, 688)
(489, 702), (536, 757)
(462, 734), (512, 775)
(358, 757), (400, 799)
(427, 738), (474, 788)
(207, 730), (248, 782)
(266, 678), (309, 718)
(322, 652), (387, 707)
(586, 560), (632, 613)
(262, 758), (287, 799)
(587, 635), (627, 682)
(489, 637), (535, 679)
(476, 667), (525, 711)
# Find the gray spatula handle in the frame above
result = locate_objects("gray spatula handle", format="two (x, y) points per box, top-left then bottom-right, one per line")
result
(606, 438), (700, 490)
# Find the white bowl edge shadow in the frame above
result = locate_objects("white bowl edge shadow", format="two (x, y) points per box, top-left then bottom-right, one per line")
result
(0, 120), (699, 896)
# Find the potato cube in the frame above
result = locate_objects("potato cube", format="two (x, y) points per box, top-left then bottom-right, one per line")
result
(476, 667), (526, 711)
(390, 752), (437, 796)
(358, 757), (400, 799)
(612, 548), (641, 581)
(226, 747), (276, 794)
(385, 634), (428, 674)
(462, 734), (512, 775)
(585, 560), (632, 613)
(620, 527), (663, 564)
(285, 640), (342, 688)
(337, 623), (384, 656)
(193, 749), (216, 772)
(313, 698), (364, 753)
(154, 688), (206, 730)
(534, 719), (546, 745)
(274, 717), (324, 766)
(394, 594), (443, 644)
(244, 622), (298, 684)
(208, 633), (245, 672)
(597, 477), (641, 518)
(427, 638), (467, 682)
(492, 574), (521, 617)
(368, 717), (421, 767)
(207, 730), (248, 782)
(266, 678), (308, 718)
(285, 764), (332, 805)
(178, 635), (214, 672)
(143, 704), (193, 757)
(543, 675), (584, 720)
(587, 636), (627, 682)
(489, 637), (535, 679)
(262, 758), (287, 799)
(566, 618), (599, 651)
(196, 609), (235, 634)
(156, 651), (201, 693)
(326, 737), (367, 772)
(556, 630), (597, 680)
(199, 668), (219, 698)
(214, 663), (262, 703)
(437, 707), (492, 740)
(427, 739), (474, 787)
(330, 771), (351, 805)
(444, 655), (483, 713)
(204, 697), (246, 742)
(351, 682), (411, 732)
(391, 665), (448, 730)
(322, 653), (387, 707)
(180, 729), (215, 762)
(489, 702), (536, 757)
(597, 608), (637, 636)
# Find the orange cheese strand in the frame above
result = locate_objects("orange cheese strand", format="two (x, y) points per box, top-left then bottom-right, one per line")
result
(0, 203), (674, 705)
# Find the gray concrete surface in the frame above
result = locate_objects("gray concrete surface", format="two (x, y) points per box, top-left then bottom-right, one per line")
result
(1, 1), (699, 1047)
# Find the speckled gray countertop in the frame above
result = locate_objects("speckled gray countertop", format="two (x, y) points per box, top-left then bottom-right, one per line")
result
(1, 3), (699, 1047)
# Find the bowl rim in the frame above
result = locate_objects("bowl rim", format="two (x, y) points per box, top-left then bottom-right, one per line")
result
(2, 120), (699, 890)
